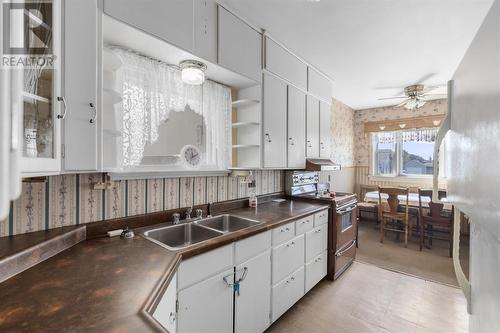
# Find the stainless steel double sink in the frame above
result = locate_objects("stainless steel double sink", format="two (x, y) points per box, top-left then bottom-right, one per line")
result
(140, 215), (261, 251)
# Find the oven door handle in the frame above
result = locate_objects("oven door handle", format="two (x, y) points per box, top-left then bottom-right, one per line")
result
(335, 239), (356, 257)
(337, 204), (357, 214)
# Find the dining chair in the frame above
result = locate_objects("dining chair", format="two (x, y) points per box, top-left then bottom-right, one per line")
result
(378, 186), (410, 247)
(418, 189), (453, 257)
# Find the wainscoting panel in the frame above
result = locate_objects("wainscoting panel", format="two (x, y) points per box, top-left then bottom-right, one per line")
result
(0, 171), (284, 237)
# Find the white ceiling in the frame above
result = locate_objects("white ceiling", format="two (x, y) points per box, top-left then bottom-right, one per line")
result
(222, 0), (493, 110)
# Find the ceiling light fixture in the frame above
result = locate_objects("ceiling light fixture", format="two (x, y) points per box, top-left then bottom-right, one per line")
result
(432, 120), (441, 126)
(179, 60), (207, 85)
(399, 123), (407, 129)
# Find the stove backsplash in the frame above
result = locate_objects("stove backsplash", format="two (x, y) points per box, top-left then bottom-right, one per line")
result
(1, 171), (284, 237)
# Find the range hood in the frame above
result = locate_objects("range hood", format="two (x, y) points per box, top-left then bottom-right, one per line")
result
(305, 158), (341, 171)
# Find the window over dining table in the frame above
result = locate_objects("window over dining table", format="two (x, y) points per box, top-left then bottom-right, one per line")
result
(371, 128), (447, 178)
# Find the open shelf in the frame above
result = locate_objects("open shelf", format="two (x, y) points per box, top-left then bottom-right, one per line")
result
(22, 91), (50, 104)
(232, 99), (259, 108)
(103, 129), (122, 138)
(232, 144), (260, 148)
(232, 122), (260, 128)
(103, 88), (122, 105)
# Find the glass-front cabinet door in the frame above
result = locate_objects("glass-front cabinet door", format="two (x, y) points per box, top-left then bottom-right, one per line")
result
(20, 0), (61, 175)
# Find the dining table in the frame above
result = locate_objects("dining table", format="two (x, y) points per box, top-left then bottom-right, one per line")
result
(364, 191), (453, 211)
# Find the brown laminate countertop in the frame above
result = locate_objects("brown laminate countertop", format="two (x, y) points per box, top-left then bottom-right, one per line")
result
(0, 199), (328, 332)
(0, 225), (81, 261)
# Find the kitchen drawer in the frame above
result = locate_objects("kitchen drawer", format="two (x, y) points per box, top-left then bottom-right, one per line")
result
(178, 244), (233, 290)
(272, 221), (295, 246)
(334, 239), (356, 280)
(235, 230), (271, 265)
(305, 225), (327, 262)
(272, 234), (304, 285)
(271, 266), (305, 322)
(314, 209), (328, 227)
(295, 215), (314, 236)
(305, 251), (327, 292)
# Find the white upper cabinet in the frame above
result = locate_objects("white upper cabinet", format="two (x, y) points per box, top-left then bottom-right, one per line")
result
(319, 100), (332, 158)
(306, 95), (320, 158)
(263, 74), (287, 168)
(308, 67), (332, 103)
(63, 0), (98, 172)
(103, 0), (194, 52)
(194, 0), (217, 63)
(265, 37), (307, 91)
(218, 6), (262, 82)
(287, 86), (306, 168)
(21, 0), (62, 176)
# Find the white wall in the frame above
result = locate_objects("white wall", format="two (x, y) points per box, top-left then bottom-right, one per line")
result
(448, 1), (499, 331)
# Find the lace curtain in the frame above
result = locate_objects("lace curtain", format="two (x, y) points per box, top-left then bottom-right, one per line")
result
(110, 47), (230, 168)
(375, 128), (438, 144)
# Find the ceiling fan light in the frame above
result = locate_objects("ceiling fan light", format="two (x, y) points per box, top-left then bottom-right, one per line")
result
(180, 60), (207, 85)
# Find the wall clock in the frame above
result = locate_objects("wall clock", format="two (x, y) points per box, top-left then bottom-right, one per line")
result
(180, 145), (202, 168)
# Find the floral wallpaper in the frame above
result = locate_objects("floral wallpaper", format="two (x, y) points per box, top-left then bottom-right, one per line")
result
(331, 98), (355, 167)
(354, 99), (448, 166)
(0, 171), (284, 237)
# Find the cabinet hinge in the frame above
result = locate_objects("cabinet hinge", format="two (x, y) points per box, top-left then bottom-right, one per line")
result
(61, 144), (65, 158)
(176, 299), (179, 313)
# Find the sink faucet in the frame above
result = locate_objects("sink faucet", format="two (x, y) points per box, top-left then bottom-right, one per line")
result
(172, 213), (181, 225)
(195, 209), (203, 220)
(185, 207), (193, 220)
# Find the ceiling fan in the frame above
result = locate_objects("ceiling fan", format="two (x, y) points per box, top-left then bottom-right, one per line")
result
(378, 84), (447, 110)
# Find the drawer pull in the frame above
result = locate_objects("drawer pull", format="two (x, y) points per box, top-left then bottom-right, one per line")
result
(335, 240), (356, 257)
(315, 228), (322, 233)
(286, 241), (295, 248)
(315, 257), (322, 263)
(280, 227), (291, 233)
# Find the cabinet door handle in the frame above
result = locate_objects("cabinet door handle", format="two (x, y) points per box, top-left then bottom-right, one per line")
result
(89, 103), (96, 124)
(315, 228), (322, 233)
(288, 137), (294, 146)
(286, 241), (295, 247)
(169, 312), (176, 323)
(265, 133), (272, 143)
(56, 96), (67, 119)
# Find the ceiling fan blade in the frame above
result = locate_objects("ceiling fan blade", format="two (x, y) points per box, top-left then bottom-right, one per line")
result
(397, 100), (409, 107)
(377, 96), (407, 100)
(422, 93), (447, 99)
(414, 73), (438, 84)
(423, 85), (447, 94)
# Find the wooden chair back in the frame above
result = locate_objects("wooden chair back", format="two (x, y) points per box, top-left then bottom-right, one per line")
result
(378, 186), (409, 215)
(418, 189), (448, 217)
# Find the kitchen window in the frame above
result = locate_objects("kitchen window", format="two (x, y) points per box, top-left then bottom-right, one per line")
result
(371, 128), (446, 179)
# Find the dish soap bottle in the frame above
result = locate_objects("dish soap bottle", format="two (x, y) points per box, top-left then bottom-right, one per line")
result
(248, 180), (257, 208)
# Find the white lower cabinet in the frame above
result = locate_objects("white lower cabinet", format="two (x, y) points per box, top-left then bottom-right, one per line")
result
(153, 273), (177, 333)
(177, 268), (234, 333)
(305, 225), (328, 262)
(305, 251), (327, 292)
(169, 211), (328, 333)
(272, 234), (305, 285)
(235, 250), (271, 333)
(271, 266), (305, 322)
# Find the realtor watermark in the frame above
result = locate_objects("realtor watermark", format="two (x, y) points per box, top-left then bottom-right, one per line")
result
(2, 0), (55, 68)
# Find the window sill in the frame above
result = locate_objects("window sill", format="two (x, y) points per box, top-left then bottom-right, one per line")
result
(368, 175), (447, 184)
